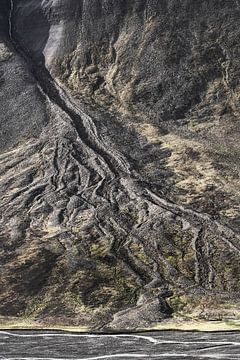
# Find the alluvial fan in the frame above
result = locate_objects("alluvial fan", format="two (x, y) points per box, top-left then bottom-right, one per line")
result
(0, 0), (240, 331)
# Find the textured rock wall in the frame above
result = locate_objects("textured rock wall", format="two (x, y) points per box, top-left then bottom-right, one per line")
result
(13, 0), (240, 123)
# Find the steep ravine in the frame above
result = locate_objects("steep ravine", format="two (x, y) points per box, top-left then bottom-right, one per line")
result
(0, 0), (239, 330)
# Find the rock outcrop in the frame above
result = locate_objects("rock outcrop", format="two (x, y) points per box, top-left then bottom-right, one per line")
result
(0, 0), (239, 331)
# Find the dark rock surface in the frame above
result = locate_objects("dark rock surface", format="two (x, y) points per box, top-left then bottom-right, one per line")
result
(0, 0), (240, 331)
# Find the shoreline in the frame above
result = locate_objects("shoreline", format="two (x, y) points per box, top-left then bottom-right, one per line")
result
(0, 317), (240, 333)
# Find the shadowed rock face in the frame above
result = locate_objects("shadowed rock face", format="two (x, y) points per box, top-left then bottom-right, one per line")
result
(0, 0), (240, 331)
(0, 1), (9, 39)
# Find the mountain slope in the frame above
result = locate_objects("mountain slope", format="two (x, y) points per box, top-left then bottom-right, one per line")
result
(0, 0), (239, 330)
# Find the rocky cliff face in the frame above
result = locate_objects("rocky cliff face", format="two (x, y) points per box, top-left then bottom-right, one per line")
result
(14, 0), (240, 122)
(0, 0), (240, 331)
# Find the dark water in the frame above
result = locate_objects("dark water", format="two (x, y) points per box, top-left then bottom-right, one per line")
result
(0, 330), (240, 359)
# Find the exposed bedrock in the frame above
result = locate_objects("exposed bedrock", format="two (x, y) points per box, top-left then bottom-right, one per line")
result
(0, 0), (239, 330)
(12, 0), (240, 122)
